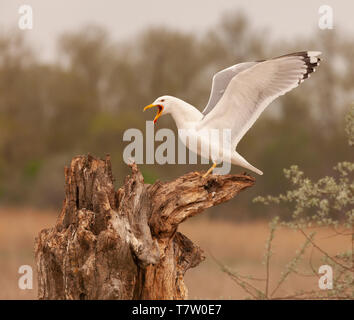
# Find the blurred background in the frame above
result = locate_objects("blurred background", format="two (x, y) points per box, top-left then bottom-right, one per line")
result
(0, 0), (353, 299)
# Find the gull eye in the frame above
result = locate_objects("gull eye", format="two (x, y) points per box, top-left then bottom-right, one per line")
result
(160, 99), (165, 102)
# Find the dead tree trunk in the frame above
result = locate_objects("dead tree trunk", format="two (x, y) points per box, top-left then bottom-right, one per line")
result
(35, 154), (255, 300)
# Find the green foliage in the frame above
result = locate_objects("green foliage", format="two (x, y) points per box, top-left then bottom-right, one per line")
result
(254, 105), (354, 229)
(23, 159), (42, 180)
(346, 103), (354, 147)
(141, 169), (159, 185)
(254, 162), (353, 228)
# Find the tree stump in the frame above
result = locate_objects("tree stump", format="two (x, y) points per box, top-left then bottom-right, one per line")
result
(35, 154), (255, 299)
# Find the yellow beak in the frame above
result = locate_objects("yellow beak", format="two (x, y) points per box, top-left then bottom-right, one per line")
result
(143, 104), (164, 124)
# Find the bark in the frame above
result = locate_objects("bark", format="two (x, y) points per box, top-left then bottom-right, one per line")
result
(35, 154), (255, 300)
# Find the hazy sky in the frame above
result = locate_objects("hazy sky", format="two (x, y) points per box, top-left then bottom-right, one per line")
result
(0, 0), (352, 61)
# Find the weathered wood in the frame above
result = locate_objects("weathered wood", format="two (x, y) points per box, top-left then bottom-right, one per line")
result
(35, 154), (255, 300)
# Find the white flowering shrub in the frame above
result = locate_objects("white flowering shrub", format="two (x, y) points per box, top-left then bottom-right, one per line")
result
(218, 105), (354, 299)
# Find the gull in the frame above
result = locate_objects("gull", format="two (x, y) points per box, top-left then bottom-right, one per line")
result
(144, 51), (321, 177)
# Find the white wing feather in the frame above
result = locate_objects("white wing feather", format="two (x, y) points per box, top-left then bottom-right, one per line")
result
(198, 51), (321, 148)
(202, 61), (259, 115)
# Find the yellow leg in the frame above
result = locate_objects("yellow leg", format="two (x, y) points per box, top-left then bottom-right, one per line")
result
(203, 162), (217, 178)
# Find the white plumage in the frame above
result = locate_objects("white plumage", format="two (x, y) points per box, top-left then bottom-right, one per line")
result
(144, 51), (322, 176)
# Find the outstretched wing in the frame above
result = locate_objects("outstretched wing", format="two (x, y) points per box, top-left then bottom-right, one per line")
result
(198, 51), (321, 148)
(202, 61), (259, 116)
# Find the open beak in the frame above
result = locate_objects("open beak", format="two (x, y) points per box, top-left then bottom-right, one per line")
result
(143, 104), (164, 124)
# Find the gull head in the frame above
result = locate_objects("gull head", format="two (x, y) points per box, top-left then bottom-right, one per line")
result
(143, 95), (177, 124)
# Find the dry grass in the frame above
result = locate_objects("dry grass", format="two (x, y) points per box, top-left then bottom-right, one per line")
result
(0, 207), (350, 299)
(181, 216), (350, 299)
(0, 207), (56, 300)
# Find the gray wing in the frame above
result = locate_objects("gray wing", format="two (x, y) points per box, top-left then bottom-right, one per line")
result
(202, 61), (260, 116)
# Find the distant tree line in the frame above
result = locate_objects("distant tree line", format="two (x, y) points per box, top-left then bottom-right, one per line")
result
(0, 12), (352, 220)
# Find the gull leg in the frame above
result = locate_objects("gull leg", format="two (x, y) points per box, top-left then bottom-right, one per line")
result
(203, 162), (217, 178)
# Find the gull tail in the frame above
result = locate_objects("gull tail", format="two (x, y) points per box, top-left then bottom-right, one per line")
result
(232, 152), (263, 175)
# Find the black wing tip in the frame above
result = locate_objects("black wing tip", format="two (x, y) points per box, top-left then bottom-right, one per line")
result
(271, 51), (322, 84)
(293, 51), (322, 84)
(274, 51), (322, 59)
